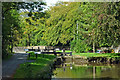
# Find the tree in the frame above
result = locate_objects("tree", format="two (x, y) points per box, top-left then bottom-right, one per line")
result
(18, 13), (47, 46)
(2, 2), (47, 58)
(96, 2), (120, 48)
(43, 2), (120, 53)
(2, 2), (21, 58)
(43, 2), (80, 46)
(43, 2), (98, 52)
(17, 1), (47, 46)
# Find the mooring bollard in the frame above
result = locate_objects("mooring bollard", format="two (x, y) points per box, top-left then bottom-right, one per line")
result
(70, 52), (72, 56)
(38, 47), (40, 51)
(54, 51), (57, 56)
(32, 47), (33, 51)
(35, 53), (37, 59)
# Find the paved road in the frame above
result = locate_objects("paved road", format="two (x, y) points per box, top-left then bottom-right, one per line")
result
(2, 53), (35, 78)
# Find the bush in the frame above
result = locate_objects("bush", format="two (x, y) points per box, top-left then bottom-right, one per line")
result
(70, 39), (91, 53)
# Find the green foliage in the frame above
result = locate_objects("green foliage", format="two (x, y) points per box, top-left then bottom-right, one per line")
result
(70, 39), (91, 53)
(2, 2), (21, 59)
(17, 8), (48, 46)
(2, 2), (47, 59)
(3, 2), (120, 58)
(43, 3), (80, 46)
(27, 51), (35, 54)
(44, 2), (120, 52)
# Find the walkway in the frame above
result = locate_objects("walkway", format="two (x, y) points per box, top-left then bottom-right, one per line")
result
(2, 53), (35, 78)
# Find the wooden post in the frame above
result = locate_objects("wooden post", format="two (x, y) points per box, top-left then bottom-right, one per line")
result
(32, 47), (33, 51)
(35, 53), (37, 59)
(70, 51), (72, 56)
(38, 47), (40, 51)
(45, 46), (46, 52)
(54, 53), (57, 56)
(53, 49), (57, 56)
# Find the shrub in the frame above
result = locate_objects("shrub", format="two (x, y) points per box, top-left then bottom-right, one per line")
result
(70, 39), (91, 53)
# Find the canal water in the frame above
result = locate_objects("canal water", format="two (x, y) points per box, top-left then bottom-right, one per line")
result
(52, 61), (120, 78)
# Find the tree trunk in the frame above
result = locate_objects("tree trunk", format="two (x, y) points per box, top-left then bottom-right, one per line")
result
(93, 42), (95, 53)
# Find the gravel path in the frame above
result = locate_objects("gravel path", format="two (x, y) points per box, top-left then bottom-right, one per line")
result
(2, 53), (35, 78)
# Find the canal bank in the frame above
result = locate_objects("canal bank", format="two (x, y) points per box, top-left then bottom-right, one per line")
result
(52, 62), (120, 78)
(63, 53), (120, 64)
(12, 54), (57, 79)
(11, 53), (120, 79)
(33, 56), (64, 79)
(52, 55), (120, 79)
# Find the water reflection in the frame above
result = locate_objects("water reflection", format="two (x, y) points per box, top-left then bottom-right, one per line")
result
(93, 66), (96, 79)
(70, 64), (72, 70)
(52, 63), (120, 78)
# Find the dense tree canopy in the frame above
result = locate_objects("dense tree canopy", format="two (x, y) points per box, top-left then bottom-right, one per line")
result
(2, 2), (120, 58)
(2, 2), (47, 58)
(2, 2), (21, 58)
(43, 2), (120, 52)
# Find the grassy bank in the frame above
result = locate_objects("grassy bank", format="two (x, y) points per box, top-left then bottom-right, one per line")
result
(73, 53), (120, 58)
(58, 50), (120, 63)
(13, 52), (56, 78)
(56, 50), (120, 58)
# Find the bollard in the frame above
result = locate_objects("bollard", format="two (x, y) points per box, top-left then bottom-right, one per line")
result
(38, 47), (40, 51)
(36, 53), (37, 59)
(54, 53), (57, 56)
(70, 52), (72, 56)
(32, 47), (33, 51)
(61, 53), (63, 56)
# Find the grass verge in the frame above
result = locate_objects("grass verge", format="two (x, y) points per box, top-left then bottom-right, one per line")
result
(56, 50), (120, 58)
(13, 53), (56, 78)
(72, 53), (120, 58)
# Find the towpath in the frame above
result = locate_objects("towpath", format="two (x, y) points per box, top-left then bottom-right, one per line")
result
(2, 53), (35, 78)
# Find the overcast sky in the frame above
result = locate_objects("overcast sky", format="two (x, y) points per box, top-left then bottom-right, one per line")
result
(19, 0), (70, 13)
(45, 0), (58, 6)
(45, 0), (70, 6)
